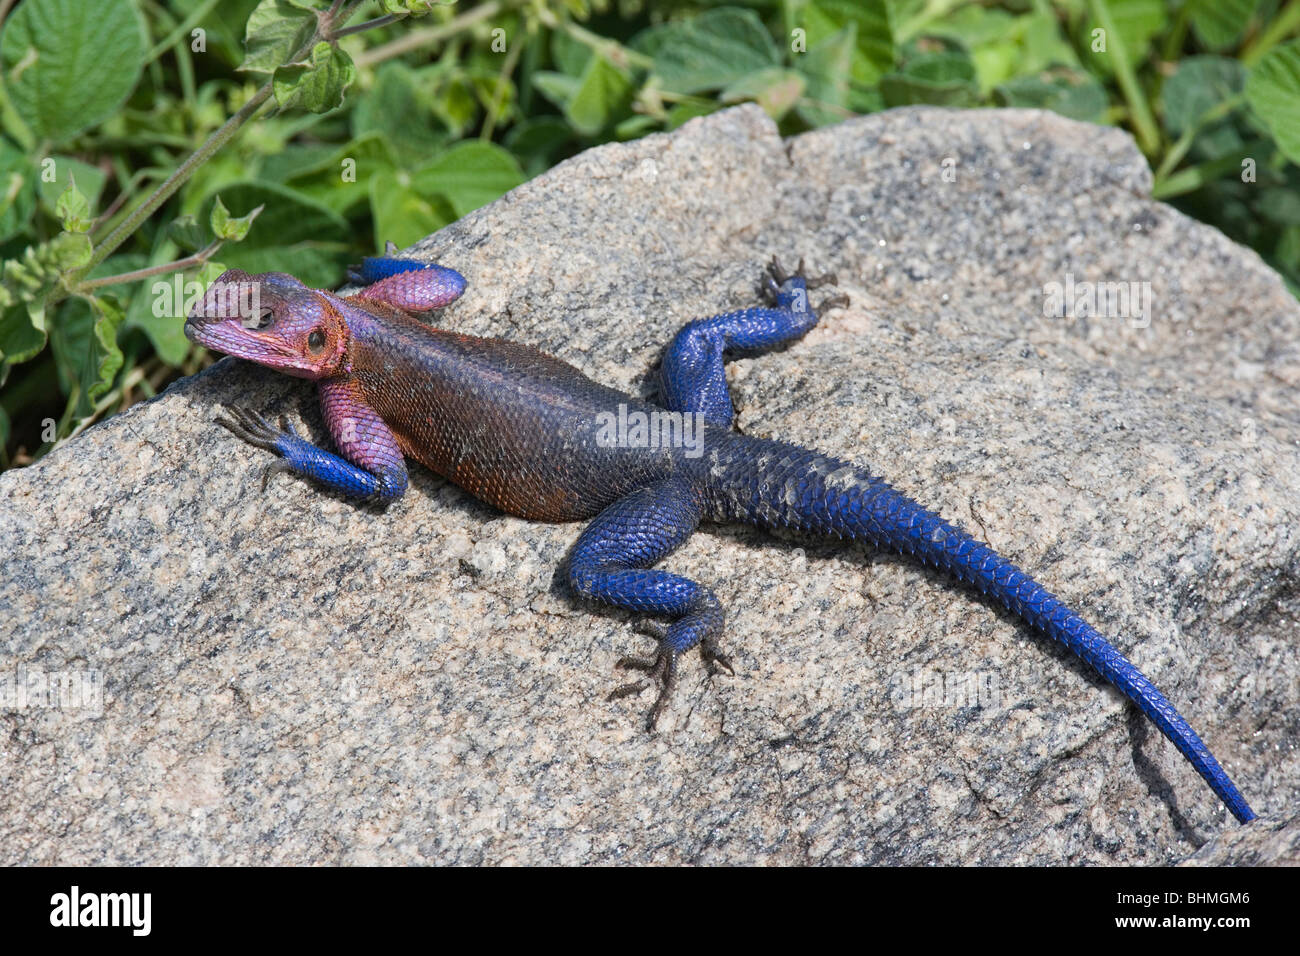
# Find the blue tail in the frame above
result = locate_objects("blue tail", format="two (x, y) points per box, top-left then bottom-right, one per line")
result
(701, 436), (1256, 823)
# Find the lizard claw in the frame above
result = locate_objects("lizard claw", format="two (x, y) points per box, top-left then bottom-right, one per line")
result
(766, 255), (843, 297)
(815, 293), (850, 313)
(700, 635), (735, 676)
(259, 459), (295, 493)
(609, 615), (734, 730)
(609, 647), (679, 730)
(215, 405), (286, 454)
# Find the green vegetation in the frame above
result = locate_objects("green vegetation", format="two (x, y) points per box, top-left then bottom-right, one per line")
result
(1, 0), (1297, 466)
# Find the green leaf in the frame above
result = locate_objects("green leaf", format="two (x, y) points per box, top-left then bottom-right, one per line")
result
(171, 0), (263, 68)
(1081, 0), (1163, 77)
(272, 41), (356, 113)
(994, 70), (1108, 122)
(209, 196), (263, 241)
(800, 0), (895, 89)
(503, 118), (573, 176)
(368, 175), (455, 251)
(84, 294), (125, 403)
(614, 115), (659, 140)
(880, 51), (978, 107)
(666, 102), (719, 129)
(168, 215), (208, 253)
(198, 260), (228, 288)
(35, 157), (106, 221)
(1163, 56), (1245, 137)
(0, 144), (36, 243)
(0, 0), (146, 144)
(239, 0), (316, 74)
(1257, 188), (1300, 226)
(1276, 225), (1300, 277)
(0, 304), (45, 365)
(351, 62), (448, 166)
(550, 27), (594, 77)
(193, 182), (349, 286)
(540, 54), (635, 137)
(429, 68), (481, 137)
(279, 134), (398, 215)
(46, 231), (92, 271)
(1245, 39), (1300, 165)
(50, 293), (125, 416)
(632, 7), (779, 95)
(795, 26), (859, 127)
(924, 9), (1079, 93)
(209, 197), (233, 240)
(1188, 0), (1258, 51)
(531, 71), (582, 111)
(410, 142), (524, 218)
(274, 134), (398, 215)
(722, 68), (805, 119)
(55, 177), (91, 234)
(378, 0), (441, 15)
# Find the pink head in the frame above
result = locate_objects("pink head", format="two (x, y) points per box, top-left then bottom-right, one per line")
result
(184, 269), (350, 379)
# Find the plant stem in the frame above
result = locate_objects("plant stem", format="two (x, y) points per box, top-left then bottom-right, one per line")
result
(1087, 0), (1160, 157)
(1153, 93), (1245, 183)
(354, 1), (502, 68)
(1151, 142), (1265, 200)
(336, 14), (400, 40)
(78, 240), (225, 291)
(74, 0), (372, 285)
(1242, 0), (1300, 67)
(79, 85), (274, 276)
(142, 0), (222, 65)
(481, 27), (525, 141)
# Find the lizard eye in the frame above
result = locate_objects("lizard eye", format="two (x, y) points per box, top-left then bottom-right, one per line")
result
(242, 307), (274, 330)
(307, 329), (326, 351)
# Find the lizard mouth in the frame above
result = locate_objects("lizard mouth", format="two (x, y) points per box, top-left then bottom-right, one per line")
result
(183, 314), (300, 365)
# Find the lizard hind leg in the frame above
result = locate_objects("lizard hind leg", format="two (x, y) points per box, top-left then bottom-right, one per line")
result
(568, 475), (731, 729)
(659, 257), (848, 427)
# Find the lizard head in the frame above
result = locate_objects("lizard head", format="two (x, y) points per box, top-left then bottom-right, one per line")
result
(184, 269), (350, 379)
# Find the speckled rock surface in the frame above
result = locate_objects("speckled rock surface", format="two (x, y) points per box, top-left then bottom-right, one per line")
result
(1, 105), (1297, 865)
(1179, 813), (1300, 865)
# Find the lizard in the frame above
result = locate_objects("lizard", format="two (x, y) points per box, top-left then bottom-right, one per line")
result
(183, 251), (1257, 825)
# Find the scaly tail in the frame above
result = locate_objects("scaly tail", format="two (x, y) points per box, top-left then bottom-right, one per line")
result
(700, 434), (1256, 823)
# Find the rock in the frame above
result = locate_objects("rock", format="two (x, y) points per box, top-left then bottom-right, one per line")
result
(1179, 813), (1300, 865)
(1, 105), (1296, 865)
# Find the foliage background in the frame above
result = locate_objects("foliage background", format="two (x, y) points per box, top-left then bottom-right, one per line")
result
(1, 0), (1298, 467)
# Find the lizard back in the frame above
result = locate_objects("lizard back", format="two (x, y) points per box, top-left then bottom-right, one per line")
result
(345, 307), (679, 521)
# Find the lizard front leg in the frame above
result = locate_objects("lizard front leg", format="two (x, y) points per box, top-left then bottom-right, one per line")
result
(348, 246), (466, 312)
(217, 378), (408, 502)
(567, 474), (732, 728)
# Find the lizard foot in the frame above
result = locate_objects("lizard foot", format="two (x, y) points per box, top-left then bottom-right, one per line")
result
(608, 621), (735, 730)
(762, 256), (845, 305)
(213, 405), (301, 491)
(609, 645), (679, 731)
(214, 404), (298, 452)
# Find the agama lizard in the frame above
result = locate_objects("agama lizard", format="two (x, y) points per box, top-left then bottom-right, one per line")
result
(184, 253), (1257, 825)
